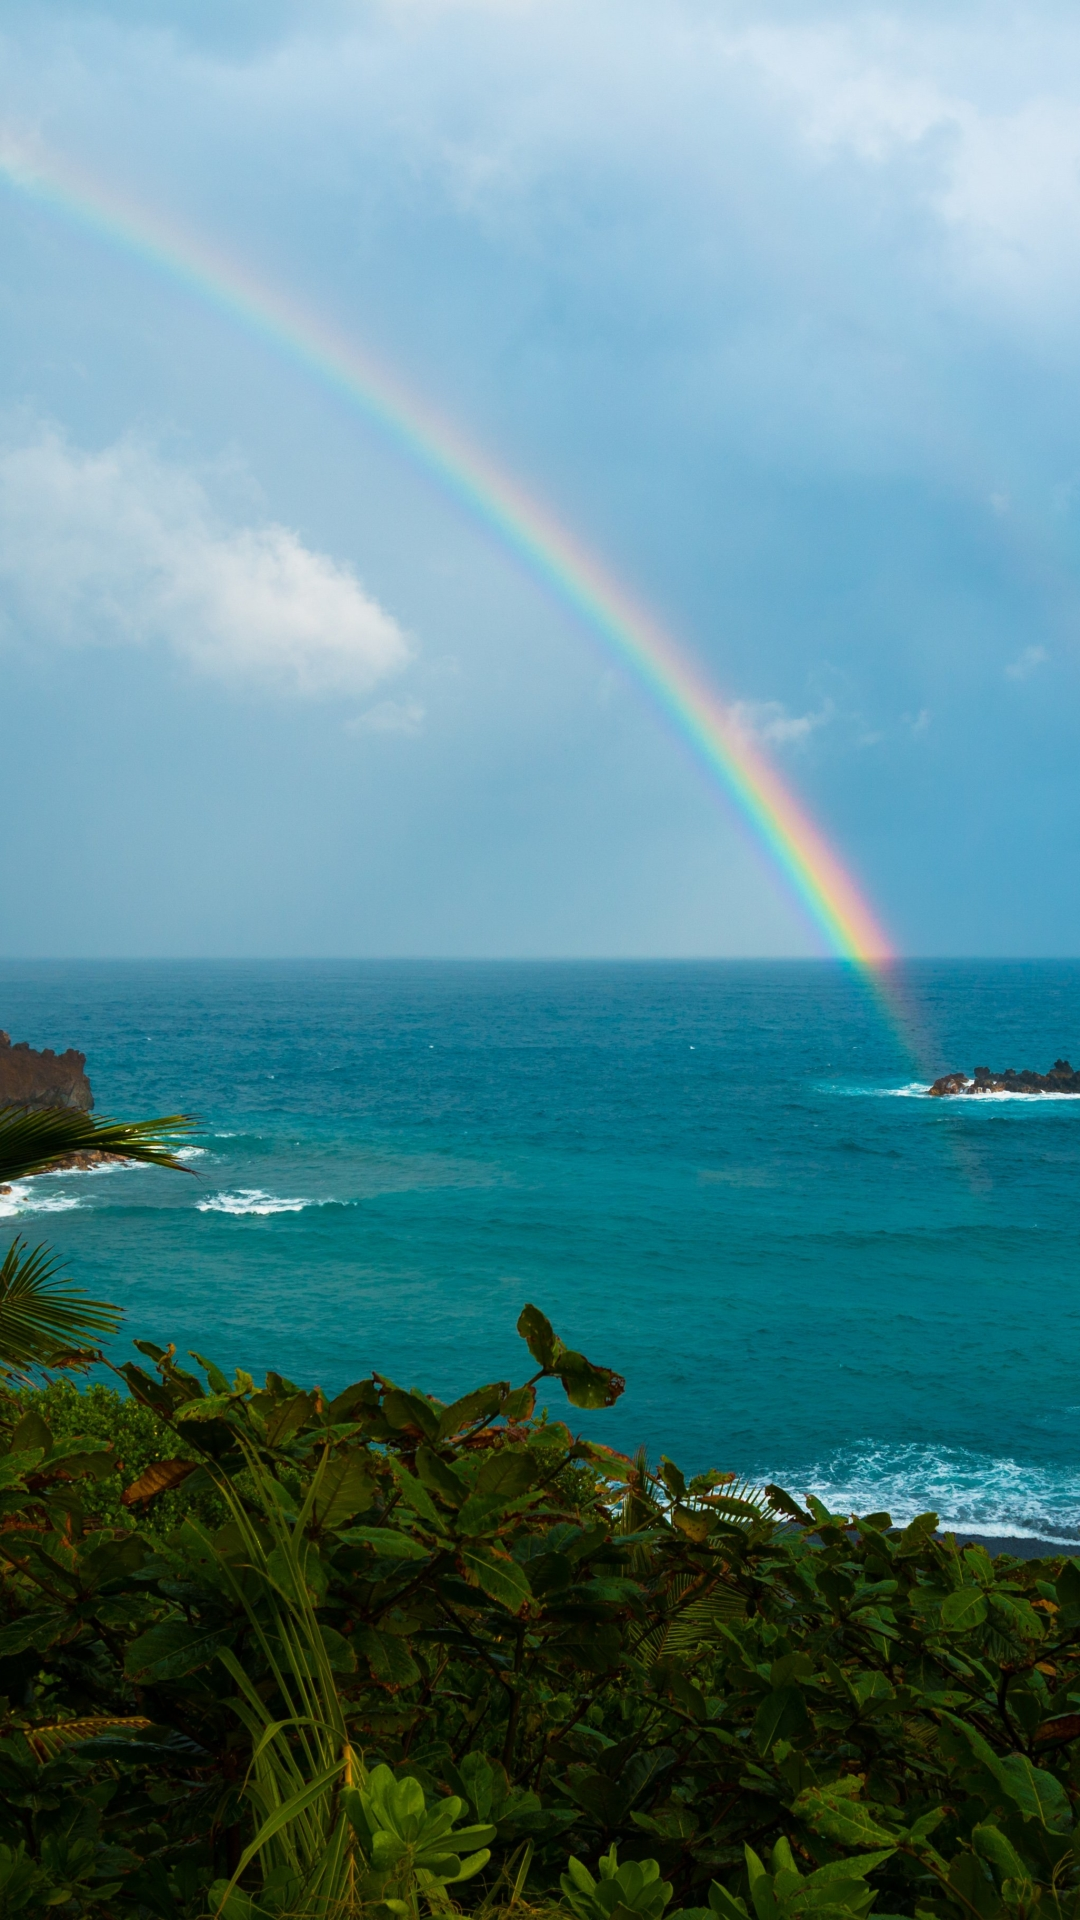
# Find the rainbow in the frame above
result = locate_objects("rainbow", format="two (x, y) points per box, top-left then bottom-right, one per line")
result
(0, 133), (893, 965)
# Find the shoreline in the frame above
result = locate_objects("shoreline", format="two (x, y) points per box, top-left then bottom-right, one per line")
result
(944, 1530), (1076, 1560)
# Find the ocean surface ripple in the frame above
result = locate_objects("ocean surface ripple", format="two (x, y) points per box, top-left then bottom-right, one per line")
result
(0, 958), (1076, 1540)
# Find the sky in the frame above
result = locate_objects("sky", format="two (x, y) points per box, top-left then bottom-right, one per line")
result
(0, 0), (1078, 958)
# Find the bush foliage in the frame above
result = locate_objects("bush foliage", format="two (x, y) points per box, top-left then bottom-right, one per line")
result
(1, 1305), (1079, 1920)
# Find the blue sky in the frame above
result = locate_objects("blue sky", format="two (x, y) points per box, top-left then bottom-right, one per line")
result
(0, 0), (1077, 956)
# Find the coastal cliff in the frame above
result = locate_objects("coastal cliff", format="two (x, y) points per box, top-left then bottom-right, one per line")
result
(928, 1058), (1080, 1096)
(0, 1030), (94, 1111)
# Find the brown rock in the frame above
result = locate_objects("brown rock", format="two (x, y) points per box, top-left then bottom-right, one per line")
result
(928, 1071), (971, 1097)
(928, 1060), (1080, 1097)
(0, 1031), (94, 1112)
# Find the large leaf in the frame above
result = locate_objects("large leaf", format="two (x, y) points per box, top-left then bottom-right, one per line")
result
(121, 1457), (198, 1507)
(0, 1238), (121, 1370)
(940, 1587), (989, 1631)
(23, 1716), (154, 1762)
(459, 1543), (533, 1612)
(0, 1104), (196, 1182)
(517, 1303), (559, 1368)
(308, 1454), (377, 1531)
(557, 1350), (626, 1410)
(793, 1783), (899, 1851)
(125, 1617), (235, 1682)
(947, 1715), (1074, 1829)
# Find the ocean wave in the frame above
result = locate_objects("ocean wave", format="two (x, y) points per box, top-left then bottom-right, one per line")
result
(791, 1441), (1080, 1543)
(197, 1188), (312, 1216)
(827, 1082), (1080, 1103)
(0, 1182), (81, 1219)
(173, 1146), (208, 1160)
(937, 1089), (1080, 1102)
(823, 1082), (930, 1098)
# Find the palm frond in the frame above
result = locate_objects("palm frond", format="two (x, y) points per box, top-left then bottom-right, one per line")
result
(0, 1105), (196, 1183)
(0, 1238), (121, 1372)
(632, 1571), (746, 1666)
(23, 1716), (153, 1762)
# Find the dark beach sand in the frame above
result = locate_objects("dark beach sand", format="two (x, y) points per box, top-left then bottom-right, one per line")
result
(947, 1533), (1075, 1561)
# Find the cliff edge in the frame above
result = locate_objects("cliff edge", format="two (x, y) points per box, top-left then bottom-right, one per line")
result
(0, 1031), (94, 1111)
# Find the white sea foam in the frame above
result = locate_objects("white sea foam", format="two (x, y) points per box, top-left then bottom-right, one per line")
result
(0, 1181), (81, 1219)
(790, 1441), (1080, 1544)
(173, 1145), (208, 1160)
(826, 1082), (1080, 1103)
(197, 1188), (311, 1216)
(943, 1089), (1080, 1102)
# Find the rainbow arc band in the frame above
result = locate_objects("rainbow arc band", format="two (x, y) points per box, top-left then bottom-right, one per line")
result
(0, 135), (893, 968)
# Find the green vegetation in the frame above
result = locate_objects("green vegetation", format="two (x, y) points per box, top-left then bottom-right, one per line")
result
(2, 1308), (1080, 1920)
(3, 1106), (1080, 1920)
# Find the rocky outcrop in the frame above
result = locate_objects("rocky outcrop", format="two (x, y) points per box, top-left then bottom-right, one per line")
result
(0, 1031), (94, 1111)
(928, 1059), (1080, 1097)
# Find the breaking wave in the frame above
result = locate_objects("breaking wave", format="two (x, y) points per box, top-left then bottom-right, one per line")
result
(791, 1441), (1080, 1544)
(0, 1182), (80, 1219)
(197, 1188), (315, 1216)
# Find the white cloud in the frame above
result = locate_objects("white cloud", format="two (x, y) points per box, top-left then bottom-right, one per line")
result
(346, 697), (426, 735)
(729, 698), (832, 747)
(0, 429), (411, 698)
(1006, 644), (1048, 681)
(729, 19), (1080, 308)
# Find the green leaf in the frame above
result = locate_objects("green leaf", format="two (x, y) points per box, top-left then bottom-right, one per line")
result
(263, 1389), (316, 1444)
(895, 1512), (939, 1556)
(459, 1543), (533, 1612)
(793, 1785), (899, 1851)
(0, 1238), (121, 1370)
(337, 1525), (431, 1560)
(389, 1458), (442, 1525)
(190, 1352), (232, 1395)
(474, 1450), (537, 1498)
(708, 1887), (749, 1920)
(517, 1304), (560, 1369)
(971, 1825), (1028, 1881)
(557, 1350), (626, 1409)
(500, 1384), (536, 1423)
(417, 1445), (469, 1506)
(436, 1384), (509, 1440)
(9, 1409), (52, 1453)
(353, 1627), (422, 1689)
(753, 1686), (810, 1755)
(0, 1103), (196, 1183)
(0, 1609), (68, 1657)
(174, 1393), (234, 1421)
(946, 1715), (1074, 1830)
(124, 1618), (235, 1682)
(382, 1388), (440, 1440)
(940, 1587), (989, 1631)
(309, 1454), (377, 1530)
(806, 1851), (896, 1883)
(1055, 1559), (1080, 1607)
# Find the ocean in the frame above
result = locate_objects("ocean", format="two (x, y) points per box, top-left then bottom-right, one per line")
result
(0, 958), (1077, 1543)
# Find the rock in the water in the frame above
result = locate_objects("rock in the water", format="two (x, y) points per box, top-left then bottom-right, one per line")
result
(0, 1030), (94, 1111)
(928, 1059), (1080, 1097)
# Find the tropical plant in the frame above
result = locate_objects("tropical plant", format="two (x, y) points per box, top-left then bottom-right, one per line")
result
(709, 1839), (891, 1920)
(0, 1104), (193, 1374)
(561, 1844), (674, 1920)
(2, 1304), (1080, 1919)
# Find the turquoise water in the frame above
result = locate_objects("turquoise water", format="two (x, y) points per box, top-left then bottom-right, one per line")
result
(1, 959), (1078, 1540)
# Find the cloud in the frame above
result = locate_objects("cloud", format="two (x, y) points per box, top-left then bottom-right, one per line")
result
(729, 698), (832, 747)
(729, 17), (1080, 309)
(1006, 645), (1048, 681)
(0, 430), (411, 698)
(346, 697), (426, 735)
